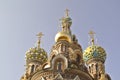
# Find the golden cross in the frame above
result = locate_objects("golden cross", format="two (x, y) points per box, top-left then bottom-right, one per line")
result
(89, 30), (95, 38)
(65, 9), (69, 17)
(88, 30), (95, 45)
(36, 32), (43, 48)
(36, 32), (44, 39)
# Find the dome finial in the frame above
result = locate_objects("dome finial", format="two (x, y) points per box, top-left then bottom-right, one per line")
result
(55, 9), (72, 43)
(36, 32), (43, 48)
(60, 9), (72, 33)
(65, 9), (69, 17)
(88, 30), (95, 45)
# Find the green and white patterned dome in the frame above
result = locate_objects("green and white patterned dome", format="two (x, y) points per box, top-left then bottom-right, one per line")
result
(83, 45), (106, 63)
(83, 30), (107, 64)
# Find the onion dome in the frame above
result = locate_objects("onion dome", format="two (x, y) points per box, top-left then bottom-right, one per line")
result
(25, 32), (48, 65)
(55, 9), (72, 43)
(55, 31), (72, 43)
(83, 31), (106, 64)
(83, 45), (106, 63)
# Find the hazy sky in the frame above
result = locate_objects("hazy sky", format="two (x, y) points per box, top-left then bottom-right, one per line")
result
(0, 0), (119, 80)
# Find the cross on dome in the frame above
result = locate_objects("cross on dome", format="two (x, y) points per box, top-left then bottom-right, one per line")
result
(65, 9), (69, 17)
(36, 32), (44, 48)
(88, 30), (95, 45)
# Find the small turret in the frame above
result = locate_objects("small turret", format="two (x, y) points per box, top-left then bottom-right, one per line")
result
(83, 30), (111, 80)
(21, 32), (48, 80)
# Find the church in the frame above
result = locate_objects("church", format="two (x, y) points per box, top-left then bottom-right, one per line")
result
(20, 9), (111, 80)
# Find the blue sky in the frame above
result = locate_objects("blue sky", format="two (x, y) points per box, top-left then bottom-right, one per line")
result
(0, 0), (119, 80)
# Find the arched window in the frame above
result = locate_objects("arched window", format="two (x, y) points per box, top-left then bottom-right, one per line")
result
(52, 54), (68, 72)
(54, 60), (65, 72)
(95, 63), (98, 71)
(31, 65), (35, 73)
(89, 66), (91, 73)
(76, 54), (80, 63)
(57, 61), (62, 72)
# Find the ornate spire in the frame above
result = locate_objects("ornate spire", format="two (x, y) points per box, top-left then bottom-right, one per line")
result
(36, 32), (43, 48)
(60, 9), (72, 33)
(55, 9), (73, 43)
(88, 30), (95, 45)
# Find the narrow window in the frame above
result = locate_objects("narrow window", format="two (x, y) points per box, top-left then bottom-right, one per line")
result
(57, 62), (62, 72)
(31, 65), (34, 73)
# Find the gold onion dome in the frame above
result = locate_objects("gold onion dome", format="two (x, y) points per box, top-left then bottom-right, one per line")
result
(83, 31), (106, 63)
(55, 9), (72, 43)
(25, 32), (48, 64)
(55, 31), (72, 43)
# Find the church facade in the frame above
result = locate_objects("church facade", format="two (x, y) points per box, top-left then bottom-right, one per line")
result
(20, 10), (111, 80)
